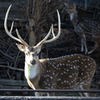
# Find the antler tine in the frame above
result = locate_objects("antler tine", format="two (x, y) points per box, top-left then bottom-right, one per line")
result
(35, 10), (61, 47)
(35, 25), (52, 47)
(51, 24), (55, 37)
(44, 10), (61, 43)
(4, 5), (21, 43)
(16, 29), (29, 46)
(4, 5), (28, 46)
(10, 21), (14, 33)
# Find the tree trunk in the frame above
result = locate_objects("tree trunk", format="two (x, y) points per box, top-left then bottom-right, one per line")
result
(29, 19), (36, 46)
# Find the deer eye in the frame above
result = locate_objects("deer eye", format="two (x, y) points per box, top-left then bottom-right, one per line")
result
(26, 52), (30, 55)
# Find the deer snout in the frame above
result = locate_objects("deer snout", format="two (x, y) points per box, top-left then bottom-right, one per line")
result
(30, 60), (36, 65)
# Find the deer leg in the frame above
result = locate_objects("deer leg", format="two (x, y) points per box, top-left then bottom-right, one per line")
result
(83, 34), (88, 54)
(35, 92), (50, 96)
(35, 92), (55, 96)
(35, 92), (41, 96)
(74, 83), (84, 96)
(81, 34), (88, 54)
(88, 42), (99, 54)
(81, 39), (84, 52)
(74, 83), (90, 97)
(79, 85), (89, 97)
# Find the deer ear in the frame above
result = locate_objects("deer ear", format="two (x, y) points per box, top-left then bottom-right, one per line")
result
(16, 43), (26, 52)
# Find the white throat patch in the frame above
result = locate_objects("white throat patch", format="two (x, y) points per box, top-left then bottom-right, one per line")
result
(25, 64), (38, 79)
(70, 13), (74, 21)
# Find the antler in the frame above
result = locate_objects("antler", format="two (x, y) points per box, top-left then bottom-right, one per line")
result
(4, 5), (28, 47)
(4, 5), (61, 47)
(35, 10), (61, 47)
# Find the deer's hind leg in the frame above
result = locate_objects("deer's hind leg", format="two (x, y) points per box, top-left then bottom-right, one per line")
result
(79, 84), (91, 97)
(81, 33), (88, 54)
(74, 83), (90, 97)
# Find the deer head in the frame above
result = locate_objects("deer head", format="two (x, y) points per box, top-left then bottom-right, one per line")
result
(4, 5), (61, 66)
(65, 3), (77, 22)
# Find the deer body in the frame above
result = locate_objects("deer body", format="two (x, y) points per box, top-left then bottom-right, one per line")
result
(66, 4), (100, 54)
(4, 5), (96, 97)
(24, 54), (96, 96)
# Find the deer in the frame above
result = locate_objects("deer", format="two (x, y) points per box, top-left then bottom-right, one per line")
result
(66, 4), (100, 54)
(4, 5), (96, 97)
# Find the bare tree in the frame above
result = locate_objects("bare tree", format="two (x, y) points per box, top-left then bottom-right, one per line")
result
(26, 0), (63, 46)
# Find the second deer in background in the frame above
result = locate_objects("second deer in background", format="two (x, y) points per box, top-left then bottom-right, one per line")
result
(66, 4), (100, 54)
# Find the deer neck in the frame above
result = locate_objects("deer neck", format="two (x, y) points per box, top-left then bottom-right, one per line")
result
(69, 12), (78, 29)
(25, 60), (43, 80)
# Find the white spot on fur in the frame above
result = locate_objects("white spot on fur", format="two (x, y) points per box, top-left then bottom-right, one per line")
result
(70, 13), (74, 21)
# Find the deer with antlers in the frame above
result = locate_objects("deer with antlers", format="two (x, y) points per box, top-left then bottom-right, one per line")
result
(4, 5), (96, 96)
(66, 4), (100, 54)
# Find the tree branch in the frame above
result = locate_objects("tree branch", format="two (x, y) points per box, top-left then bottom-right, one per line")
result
(0, 65), (24, 72)
(0, 50), (14, 62)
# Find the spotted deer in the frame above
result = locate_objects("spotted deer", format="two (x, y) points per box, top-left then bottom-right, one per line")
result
(4, 5), (96, 97)
(66, 4), (100, 54)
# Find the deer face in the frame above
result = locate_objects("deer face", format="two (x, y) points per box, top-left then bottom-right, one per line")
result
(66, 4), (77, 21)
(16, 43), (41, 66)
(66, 4), (76, 13)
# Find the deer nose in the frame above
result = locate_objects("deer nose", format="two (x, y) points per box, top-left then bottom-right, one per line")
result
(31, 60), (36, 65)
